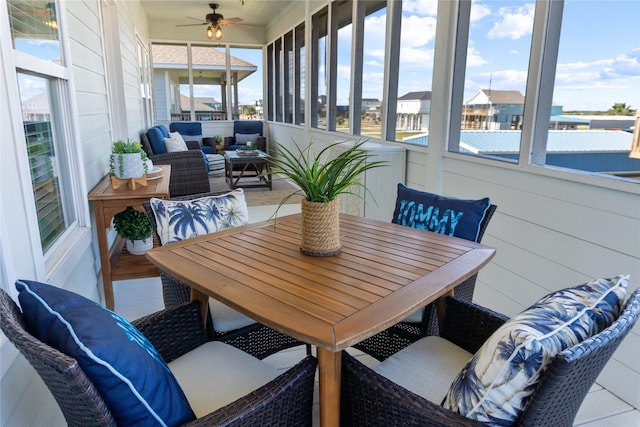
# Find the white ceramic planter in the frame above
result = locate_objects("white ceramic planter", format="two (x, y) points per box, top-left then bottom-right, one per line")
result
(113, 153), (145, 179)
(126, 237), (153, 255)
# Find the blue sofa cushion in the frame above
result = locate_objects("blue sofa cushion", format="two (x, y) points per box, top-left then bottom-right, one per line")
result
(170, 122), (203, 146)
(147, 127), (167, 154)
(443, 275), (628, 425)
(157, 124), (170, 138)
(392, 184), (490, 242)
(16, 279), (195, 427)
(233, 120), (263, 136)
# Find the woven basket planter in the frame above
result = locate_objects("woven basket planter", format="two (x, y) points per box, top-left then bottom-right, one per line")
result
(300, 198), (342, 256)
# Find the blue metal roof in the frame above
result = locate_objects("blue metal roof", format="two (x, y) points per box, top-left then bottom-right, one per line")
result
(458, 130), (633, 153)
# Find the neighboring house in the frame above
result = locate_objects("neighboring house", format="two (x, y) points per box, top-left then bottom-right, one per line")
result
(396, 91), (431, 131)
(463, 89), (525, 130)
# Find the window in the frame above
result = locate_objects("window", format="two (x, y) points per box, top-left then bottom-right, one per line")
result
(450, 0), (534, 163)
(542, 0), (640, 176)
(228, 46), (263, 120)
(137, 37), (153, 129)
(360, 1), (386, 138)
(393, 0), (438, 144)
(274, 37), (283, 122)
(8, 0), (61, 63)
(8, 0), (84, 263)
(152, 43), (263, 122)
(283, 31), (294, 123)
(334, 1), (353, 134)
(294, 23), (305, 125)
(311, 6), (328, 129)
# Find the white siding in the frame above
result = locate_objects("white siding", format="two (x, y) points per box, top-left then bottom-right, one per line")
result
(441, 156), (640, 407)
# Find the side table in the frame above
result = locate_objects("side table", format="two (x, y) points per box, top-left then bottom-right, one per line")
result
(88, 165), (171, 310)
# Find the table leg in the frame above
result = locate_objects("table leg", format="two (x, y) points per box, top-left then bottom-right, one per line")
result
(191, 288), (210, 327)
(437, 289), (455, 332)
(93, 200), (115, 310)
(317, 347), (341, 427)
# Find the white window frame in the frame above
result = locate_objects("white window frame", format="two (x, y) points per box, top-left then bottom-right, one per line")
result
(1, 0), (91, 285)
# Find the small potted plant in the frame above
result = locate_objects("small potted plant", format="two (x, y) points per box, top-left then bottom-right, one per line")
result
(112, 207), (154, 255)
(109, 139), (149, 179)
(266, 140), (386, 256)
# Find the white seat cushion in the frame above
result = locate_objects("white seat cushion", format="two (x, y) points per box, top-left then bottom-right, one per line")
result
(168, 341), (280, 417)
(209, 298), (257, 332)
(374, 336), (472, 404)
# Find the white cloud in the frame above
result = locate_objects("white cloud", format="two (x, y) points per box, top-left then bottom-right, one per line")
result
(487, 3), (535, 40)
(466, 42), (488, 67)
(400, 15), (437, 48)
(402, 0), (439, 17)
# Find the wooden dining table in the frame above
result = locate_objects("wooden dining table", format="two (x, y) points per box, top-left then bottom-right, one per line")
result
(145, 213), (496, 426)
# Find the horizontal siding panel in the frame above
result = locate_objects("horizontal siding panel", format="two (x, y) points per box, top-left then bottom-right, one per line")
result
(72, 67), (107, 94)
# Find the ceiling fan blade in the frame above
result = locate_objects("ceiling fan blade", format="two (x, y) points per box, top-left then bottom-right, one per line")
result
(221, 22), (254, 29)
(220, 17), (243, 24)
(185, 16), (203, 21)
(176, 22), (208, 27)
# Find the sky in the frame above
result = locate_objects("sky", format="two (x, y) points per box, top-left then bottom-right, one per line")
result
(355, 0), (640, 112)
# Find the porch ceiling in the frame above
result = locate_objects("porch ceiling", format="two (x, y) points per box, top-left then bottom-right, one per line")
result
(141, 0), (291, 29)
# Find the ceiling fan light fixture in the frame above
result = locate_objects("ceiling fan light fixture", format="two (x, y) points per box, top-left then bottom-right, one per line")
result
(213, 24), (223, 40)
(206, 25), (214, 39)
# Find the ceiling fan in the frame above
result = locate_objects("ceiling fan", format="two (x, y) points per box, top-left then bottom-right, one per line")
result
(176, 3), (251, 40)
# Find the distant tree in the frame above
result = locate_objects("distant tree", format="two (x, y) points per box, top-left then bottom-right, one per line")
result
(608, 103), (635, 116)
(244, 105), (256, 119)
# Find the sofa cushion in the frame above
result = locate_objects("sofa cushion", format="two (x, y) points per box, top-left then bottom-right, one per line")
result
(147, 127), (167, 154)
(157, 124), (170, 138)
(442, 275), (629, 425)
(165, 132), (189, 152)
(392, 183), (491, 242)
(149, 189), (249, 245)
(16, 279), (195, 427)
(235, 133), (261, 145)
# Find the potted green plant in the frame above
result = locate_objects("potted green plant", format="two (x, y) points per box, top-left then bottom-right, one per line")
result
(109, 139), (149, 179)
(113, 207), (154, 255)
(266, 140), (386, 256)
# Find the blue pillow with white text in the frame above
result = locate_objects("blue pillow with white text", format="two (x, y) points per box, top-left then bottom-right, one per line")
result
(392, 183), (490, 242)
(16, 279), (195, 427)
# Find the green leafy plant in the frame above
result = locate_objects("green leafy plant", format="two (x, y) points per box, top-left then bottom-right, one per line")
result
(112, 207), (153, 240)
(266, 140), (387, 204)
(109, 139), (149, 176)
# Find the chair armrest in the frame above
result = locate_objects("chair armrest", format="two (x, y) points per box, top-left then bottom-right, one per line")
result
(341, 352), (485, 426)
(132, 301), (207, 363)
(149, 150), (209, 197)
(185, 356), (317, 426)
(185, 140), (201, 150)
(440, 296), (509, 354)
(223, 136), (235, 150)
(256, 136), (267, 152)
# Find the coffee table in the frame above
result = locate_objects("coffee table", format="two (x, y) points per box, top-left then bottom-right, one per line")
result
(224, 150), (272, 190)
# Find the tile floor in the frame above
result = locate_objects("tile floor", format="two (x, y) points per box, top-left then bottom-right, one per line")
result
(112, 203), (639, 427)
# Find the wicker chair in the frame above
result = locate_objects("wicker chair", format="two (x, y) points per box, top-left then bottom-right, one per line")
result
(0, 289), (317, 427)
(353, 203), (497, 361)
(142, 192), (309, 359)
(341, 289), (640, 427)
(140, 129), (210, 197)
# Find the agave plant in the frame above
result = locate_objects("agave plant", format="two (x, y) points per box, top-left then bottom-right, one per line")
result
(266, 140), (387, 205)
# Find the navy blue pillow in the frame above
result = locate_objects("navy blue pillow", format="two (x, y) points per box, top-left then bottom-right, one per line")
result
(16, 280), (195, 427)
(147, 127), (167, 154)
(392, 183), (490, 242)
